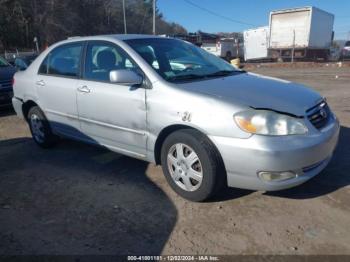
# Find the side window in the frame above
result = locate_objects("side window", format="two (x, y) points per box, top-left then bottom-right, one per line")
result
(39, 43), (83, 77)
(84, 42), (138, 82)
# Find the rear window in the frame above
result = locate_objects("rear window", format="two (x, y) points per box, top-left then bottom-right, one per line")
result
(345, 41), (350, 47)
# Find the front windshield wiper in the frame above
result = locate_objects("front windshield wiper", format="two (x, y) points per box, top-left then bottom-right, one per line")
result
(168, 70), (246, 82)
(205, 70), (246, 77)
(168, 74), (207, 82)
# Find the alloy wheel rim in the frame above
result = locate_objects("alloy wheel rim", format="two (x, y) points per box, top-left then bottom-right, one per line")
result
(30, 114), (45, 143)
(167, 143), (203, 192)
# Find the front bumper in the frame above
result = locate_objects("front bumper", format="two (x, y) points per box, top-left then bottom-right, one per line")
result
(210, 116), (340, 191)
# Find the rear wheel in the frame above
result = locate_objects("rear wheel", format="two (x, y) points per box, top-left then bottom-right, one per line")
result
(27, 106), (58, 148)
(161, 129), (225, 202)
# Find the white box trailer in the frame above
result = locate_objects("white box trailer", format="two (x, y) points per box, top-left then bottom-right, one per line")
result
(201, 38), (244, 61)
(269, 6), (334, 60)
(243, 26), (270, 61)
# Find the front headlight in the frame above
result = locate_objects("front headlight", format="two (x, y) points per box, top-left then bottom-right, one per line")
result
(234, 110), (308, 136)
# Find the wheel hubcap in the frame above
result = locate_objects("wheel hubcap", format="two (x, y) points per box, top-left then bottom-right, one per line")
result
(30, 114), (45, 143)
(167, 143), (203, 192)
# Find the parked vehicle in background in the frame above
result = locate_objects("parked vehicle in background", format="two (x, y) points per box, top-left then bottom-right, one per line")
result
(329, 46), (341, 61)
(14, 54), (38, 71)
(165, 33), (202, 46)
(12, 35), (339, 201)
(269, 6), (334, 61)
(340, 41), (350, 60)
(202, 38), (244, 61)
(0, 56), (16, 107)
(3, 51), (37, 65)
(244, 26), (270, 61)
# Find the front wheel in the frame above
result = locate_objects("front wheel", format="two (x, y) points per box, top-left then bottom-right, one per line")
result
(161, 129), (225, 202)
(28, 106), (58, 148)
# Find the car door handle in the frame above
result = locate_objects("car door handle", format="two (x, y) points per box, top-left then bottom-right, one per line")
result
(36, 80), (45, 86)
(77, 86), (91, 93)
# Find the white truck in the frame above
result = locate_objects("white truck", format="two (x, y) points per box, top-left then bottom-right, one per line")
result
(201, 38), (244, 61)
(243, 26), (270, 61)
(269, 6), (334, 61)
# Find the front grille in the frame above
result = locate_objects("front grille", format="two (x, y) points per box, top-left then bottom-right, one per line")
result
(306, 101), (330, 129)
(0, 79), (12, 90)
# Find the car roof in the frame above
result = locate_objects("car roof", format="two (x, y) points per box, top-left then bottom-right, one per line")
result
(67, 34), (165, 41)
(54, 34), (170, 48)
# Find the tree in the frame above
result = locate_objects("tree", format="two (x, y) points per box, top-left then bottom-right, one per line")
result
(0, 0), (187, 51)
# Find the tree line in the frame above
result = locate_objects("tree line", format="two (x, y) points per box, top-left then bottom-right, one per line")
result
(0, 0), (187, 51)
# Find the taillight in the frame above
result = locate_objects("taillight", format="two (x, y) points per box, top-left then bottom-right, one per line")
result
(12, 77), (15, 86)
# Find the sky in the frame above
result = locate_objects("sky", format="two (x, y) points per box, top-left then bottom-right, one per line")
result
(157, 0), (350, 40)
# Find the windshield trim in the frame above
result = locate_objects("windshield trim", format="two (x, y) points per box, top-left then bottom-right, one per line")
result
(166, 70), (246, 83)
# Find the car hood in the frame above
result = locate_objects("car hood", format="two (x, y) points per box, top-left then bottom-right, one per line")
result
(0, 66), (16, 80)
(179, 72), (322, 116)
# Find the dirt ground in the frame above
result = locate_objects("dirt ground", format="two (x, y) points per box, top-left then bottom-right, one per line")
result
(0, 65), (350, 255)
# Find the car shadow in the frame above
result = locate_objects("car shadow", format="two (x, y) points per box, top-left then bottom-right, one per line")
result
(0, 106), (15, 117)
(265, 125), (350, 199)
(207, 186), (253, 203)
(0, 137), (177, 255)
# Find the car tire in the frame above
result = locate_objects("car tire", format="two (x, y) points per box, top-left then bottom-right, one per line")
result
(27, 106), (58, 148)
(161, 129), (225, 202)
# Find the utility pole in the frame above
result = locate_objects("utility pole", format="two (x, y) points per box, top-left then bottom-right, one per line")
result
(152, 0), (156, 35)
(33, 37), (39, 53)
(123, 0), (127, 34)
(291, 29), (295, 63)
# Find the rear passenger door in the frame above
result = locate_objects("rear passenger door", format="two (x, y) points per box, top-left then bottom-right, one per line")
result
(36, 42), (83, 137)
(76, 41), (147, 158)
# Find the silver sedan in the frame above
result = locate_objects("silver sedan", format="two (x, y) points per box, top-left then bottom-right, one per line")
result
(12, 35), (339, 201)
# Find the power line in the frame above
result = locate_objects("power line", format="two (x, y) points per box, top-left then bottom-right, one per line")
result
(183, 0), (256, 27)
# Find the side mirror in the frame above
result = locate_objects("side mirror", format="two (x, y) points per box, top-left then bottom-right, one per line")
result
(109, 69), (143, 86)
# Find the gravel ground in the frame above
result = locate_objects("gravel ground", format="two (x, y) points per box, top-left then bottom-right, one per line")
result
(0, 65), (349, 255)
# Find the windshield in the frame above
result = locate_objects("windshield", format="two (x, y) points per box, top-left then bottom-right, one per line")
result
(0, 56), (10, 67)
(125, 38), (242, 83)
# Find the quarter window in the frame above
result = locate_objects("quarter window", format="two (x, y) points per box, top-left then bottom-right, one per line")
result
(84, 41), (138, 82)
(39, 43), (83, 77)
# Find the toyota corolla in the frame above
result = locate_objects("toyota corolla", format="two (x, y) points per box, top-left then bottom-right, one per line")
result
(12, 35), (339, 201)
